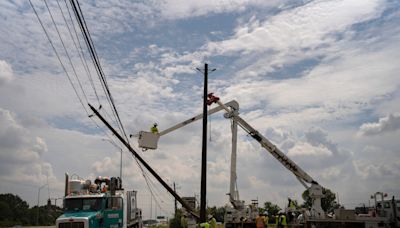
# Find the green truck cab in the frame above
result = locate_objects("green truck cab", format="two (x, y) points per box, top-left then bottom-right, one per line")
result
(56, 174), (142, 228)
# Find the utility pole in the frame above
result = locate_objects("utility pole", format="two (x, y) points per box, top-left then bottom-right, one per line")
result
(174, 182), (177, 215)
(196, 63), (216, 223)
(89, 104), (200, 219)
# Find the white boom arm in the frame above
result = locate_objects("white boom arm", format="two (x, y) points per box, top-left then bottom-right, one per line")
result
(216, 100), (325, 218)
(137, 100), (243, 209)
(137, 100), (239, 150)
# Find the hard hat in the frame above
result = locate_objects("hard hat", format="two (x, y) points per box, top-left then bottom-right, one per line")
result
(208, 214), (213, 219)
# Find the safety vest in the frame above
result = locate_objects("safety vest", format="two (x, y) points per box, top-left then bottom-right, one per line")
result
(151, 126), (158, 133)
(280, 215), (287, 225)
(255, 216), (266, 228)
(289, 201), (296, 210)
(209, 218), (217, 228)
(199, 222), (210, 228)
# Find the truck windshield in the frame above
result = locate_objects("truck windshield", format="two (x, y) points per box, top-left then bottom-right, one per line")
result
(64, 198), (103, 211)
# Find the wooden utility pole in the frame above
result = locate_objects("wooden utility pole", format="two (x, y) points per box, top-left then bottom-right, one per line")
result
(197, 63), (215, 223)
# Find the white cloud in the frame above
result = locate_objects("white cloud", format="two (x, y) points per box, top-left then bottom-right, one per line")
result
(287, 142), (332, 156)
(359, 113), (400, 136)
(0, 108), (60, 203)
(0, 60), (13, 85)
(159, 0), (286, 19)
(207, 0), (385, 55)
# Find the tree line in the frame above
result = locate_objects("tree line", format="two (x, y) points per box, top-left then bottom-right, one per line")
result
(0, 193), (63, 227)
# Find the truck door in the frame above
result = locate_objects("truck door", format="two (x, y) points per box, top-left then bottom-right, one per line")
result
(104, 197), (123, 228)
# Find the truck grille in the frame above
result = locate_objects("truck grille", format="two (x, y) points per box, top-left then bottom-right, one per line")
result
(58, 222), (84, 228)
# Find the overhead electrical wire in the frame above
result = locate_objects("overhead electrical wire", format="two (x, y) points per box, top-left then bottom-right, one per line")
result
(69, 0), (130, 143)
(43, 0), (89, 104)
(31, 0), (173, 215)
(57, 0), (101, 106)
(29, 0), (89, 116)
(66, 1), (171, 211)
(29, 0), (124, 150)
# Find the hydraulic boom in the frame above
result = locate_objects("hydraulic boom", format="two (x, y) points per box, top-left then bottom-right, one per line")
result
(213, 96), (325, 219)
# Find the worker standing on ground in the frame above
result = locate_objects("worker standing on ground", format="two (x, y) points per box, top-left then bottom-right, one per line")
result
(256, 212), (267, 228)
(181, 215), (188, 228)
(277, 212), (287, 228)
(208, 214), (217, 228)
(287, 198), (296, 223)
(151, 123), (159, 134)
(263, 212), (269, 227)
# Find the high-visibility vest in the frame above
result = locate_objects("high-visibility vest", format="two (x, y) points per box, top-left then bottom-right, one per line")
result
(280, 215), (287, 225)
(289, 201), (296, 210)
(209, 218), (217, 228)
(151, 126), (158, 133)
(200, 222), (210, 228)
(256, 216), (266, 228)
(264, 216), (269, 225)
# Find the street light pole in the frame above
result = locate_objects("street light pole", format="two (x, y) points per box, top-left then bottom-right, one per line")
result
(37, 183), (48, 225)
(102, 138), (123, 181)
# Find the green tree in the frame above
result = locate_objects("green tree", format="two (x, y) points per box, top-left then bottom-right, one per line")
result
(0, 193), (63, 226)
(263, 201), (281, 216)
(207, 206), (225, 222)
(0, 193), (30, 226)
(301, 188), (340, 213)
(169, 208), (183, 228)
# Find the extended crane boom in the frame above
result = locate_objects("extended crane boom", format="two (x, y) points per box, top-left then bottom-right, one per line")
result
(137, 94), (326, 219)
(213, 97), (325, 219)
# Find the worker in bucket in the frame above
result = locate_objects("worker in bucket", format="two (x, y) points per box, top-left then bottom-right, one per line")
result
(208, 214), (217, 228)
(151, 123), (159, 134)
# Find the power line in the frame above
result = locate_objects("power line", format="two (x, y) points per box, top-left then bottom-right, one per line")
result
(29, 0), (89, 116)
(30, 0), (128, 163)
(43, 0), (89, 104)
(57, 0), (101, 105)
(69, 0), (129, 143)
(32, 0), (173, 216)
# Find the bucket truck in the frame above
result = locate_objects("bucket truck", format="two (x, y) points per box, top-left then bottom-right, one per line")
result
(136, 94), (325, 224)
(136, 99), (255, 225)
(138, 93), (325, 223)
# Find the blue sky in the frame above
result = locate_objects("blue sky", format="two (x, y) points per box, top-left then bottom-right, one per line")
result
(1, 0), (400, 219)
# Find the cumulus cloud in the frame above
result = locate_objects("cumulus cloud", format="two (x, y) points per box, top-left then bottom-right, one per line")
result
(0, 108), (56, 187)
(0, 60), (13, 85)
(207, 0), (384, 55)
(287, 142), (332, 156)
(282, 127), (352, 176)
(354, 160), (400, 180)
(359, 113), (400, 136)
(159, 0), (287, 19)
